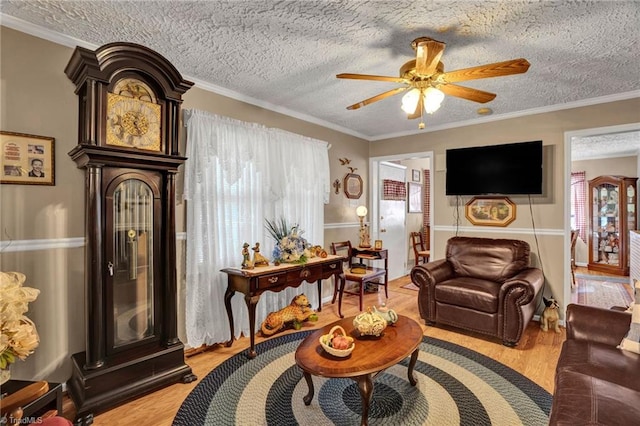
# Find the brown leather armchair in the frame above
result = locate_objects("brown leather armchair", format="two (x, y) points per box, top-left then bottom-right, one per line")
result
(411, 236), (544, 346)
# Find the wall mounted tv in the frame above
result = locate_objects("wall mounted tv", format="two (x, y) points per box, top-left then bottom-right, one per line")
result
(445, 140), (543, 196)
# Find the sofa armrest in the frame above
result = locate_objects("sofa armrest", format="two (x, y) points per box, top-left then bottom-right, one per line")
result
(566, 303), (631, 346)
(411, 260), (454, 323)
(410, 259), (453, 288)
(501, 268), (544, 305)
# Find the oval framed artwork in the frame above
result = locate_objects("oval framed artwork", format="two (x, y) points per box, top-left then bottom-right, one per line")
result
(343, 173), (363, 199)
(465, 197), (516, 227)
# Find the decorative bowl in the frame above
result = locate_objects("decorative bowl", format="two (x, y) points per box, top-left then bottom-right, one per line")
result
(319, 325), (355, 357)
(353, 309), (387, 337)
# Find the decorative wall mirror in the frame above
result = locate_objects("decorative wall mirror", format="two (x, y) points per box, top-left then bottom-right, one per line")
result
(343, 173), (363, 199)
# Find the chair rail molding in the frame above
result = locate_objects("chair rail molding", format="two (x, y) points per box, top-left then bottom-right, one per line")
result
(0, 237), (85, 252)
(432, 225), (563, 236)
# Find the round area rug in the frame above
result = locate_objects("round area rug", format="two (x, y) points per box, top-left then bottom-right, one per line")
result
(173, 331), (551, 425)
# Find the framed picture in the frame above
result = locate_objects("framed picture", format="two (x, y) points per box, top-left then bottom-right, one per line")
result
(343, 173), (363, 199)
(374, 240), (383, 250)
(407, 182), (422, 213)
(412, 169), (421, 182)
(465, 197), (516, 227)
(1, 131), (55, 186)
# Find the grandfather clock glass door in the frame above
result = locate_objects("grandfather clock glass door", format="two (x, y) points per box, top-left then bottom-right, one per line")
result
(105, 170), (161, 354)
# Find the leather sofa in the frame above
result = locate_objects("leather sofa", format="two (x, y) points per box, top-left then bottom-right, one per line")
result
(410, 236), (544, 346)
(549, 304), (640, 425)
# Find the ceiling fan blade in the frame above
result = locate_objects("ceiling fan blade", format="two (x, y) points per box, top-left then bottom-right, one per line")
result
(346, 87), (408, 110)
(337, 73), (406, 83)
(439, 84), (496, 103)
(415, 39), (445, 76)
(407, 96), (424, 119)
(441, 58), (530, 83)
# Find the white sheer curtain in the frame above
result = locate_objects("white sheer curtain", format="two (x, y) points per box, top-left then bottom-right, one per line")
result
(182, 109), (330, 347)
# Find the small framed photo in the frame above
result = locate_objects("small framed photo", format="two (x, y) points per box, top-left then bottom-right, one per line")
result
(374, 240), (383, 250)
(412, 169), (421, 182)
(465, 197), (516, 227)
(1, 131), (55, 185)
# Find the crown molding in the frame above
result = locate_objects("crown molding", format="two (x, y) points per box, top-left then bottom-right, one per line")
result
(371, 91), (640, 141)
(0, 13), (369, 141)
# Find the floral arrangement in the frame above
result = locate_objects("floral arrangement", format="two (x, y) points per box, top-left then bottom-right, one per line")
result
(265, 218), (311, 264)
(0, 271), (40, 370)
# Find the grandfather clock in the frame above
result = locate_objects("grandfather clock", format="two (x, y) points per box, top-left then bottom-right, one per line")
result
(65, 42), (195, 423)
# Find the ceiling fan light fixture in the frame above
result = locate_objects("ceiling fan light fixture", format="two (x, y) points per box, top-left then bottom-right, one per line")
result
(423, 87), (444, 114)
(401, 88), (421, 114)
(400, 87), (444, 116)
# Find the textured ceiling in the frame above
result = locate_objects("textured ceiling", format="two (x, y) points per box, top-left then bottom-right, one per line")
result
(572, 131), (640, 161)
(1, 0), (639, 144)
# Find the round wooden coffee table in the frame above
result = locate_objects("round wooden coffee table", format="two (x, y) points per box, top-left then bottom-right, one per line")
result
(294, 315), (423, 426)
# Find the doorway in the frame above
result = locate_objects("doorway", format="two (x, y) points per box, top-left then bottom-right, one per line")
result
(370, 151), (433, 280)
(564, 123), (640, 310)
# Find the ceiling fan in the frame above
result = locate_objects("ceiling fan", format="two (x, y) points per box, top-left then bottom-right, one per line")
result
(337, 37), (530, 128)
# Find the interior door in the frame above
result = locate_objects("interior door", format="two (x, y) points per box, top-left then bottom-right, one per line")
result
(377, 162), (407, 280)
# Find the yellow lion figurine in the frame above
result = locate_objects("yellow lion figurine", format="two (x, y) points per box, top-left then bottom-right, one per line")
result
(260, 294), (316, 336)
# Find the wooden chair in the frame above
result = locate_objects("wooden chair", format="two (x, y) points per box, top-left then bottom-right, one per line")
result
(0, 381), (71, 425)
(410, 229), (430, 266)
(331, 241), (387, 317)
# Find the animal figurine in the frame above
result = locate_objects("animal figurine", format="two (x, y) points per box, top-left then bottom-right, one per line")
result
(260, 294), (316, 336)
(540, 296), (561, 333)
(252, 242), (269, 266)
(241, 242), (254, 269)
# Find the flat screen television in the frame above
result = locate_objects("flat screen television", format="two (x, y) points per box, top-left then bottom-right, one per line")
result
(445, 140), (543, 196)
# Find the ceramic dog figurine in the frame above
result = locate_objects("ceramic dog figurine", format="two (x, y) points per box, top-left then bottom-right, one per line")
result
(540, 296), (561, 333)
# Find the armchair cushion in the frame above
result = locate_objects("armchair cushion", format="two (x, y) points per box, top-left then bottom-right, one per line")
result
(446, 236), (531, 282)
(435, 277), (500, 313)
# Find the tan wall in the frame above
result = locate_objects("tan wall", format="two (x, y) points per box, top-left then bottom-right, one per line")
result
(0, 27), (368, 383)
(398, 157), (431, 266)
(2, 25), (640, 384)
(571, 155), (637, 180)
(371, 99), (640, 315)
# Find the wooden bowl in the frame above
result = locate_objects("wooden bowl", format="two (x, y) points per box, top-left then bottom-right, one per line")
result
(319, 325), (355, 357)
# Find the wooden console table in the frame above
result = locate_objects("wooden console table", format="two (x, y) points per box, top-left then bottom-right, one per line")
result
(1, 380), (63, 420)
(221, 254), (344, 358)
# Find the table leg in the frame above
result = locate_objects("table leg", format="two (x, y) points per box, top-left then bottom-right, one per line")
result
(316, 279), (322, 311)
(407, 348), (419, 386)
(245, 294), (260, 358)
(302, 371), (315, 405)
(354, 374), (374, 426)
(338, 273), (346, 318)
(224, 285), (235, 347)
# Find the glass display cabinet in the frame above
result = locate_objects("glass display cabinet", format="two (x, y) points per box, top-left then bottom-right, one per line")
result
(588, 175), (638, 276)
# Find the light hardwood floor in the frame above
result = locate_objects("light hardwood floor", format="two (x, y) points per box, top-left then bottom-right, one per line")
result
(66, 275), (565, 425)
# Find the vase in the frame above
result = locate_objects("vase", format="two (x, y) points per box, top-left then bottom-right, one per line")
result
(0, 366), (10, 385)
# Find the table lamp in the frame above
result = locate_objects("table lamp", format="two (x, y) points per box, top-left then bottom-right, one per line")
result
(356, 205), (371, 248)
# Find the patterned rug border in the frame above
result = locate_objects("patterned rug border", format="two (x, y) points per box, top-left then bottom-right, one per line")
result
(574, 273), (630, 283)
(174, 331), (551, 425)
(574, 275), (633, 309)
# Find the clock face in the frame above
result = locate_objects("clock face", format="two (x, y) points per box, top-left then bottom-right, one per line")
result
(106, 92), (162, 151)
(113, 78), (157, 103)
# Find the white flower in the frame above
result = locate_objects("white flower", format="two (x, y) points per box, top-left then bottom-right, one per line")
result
(0, 271), (40, 368)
